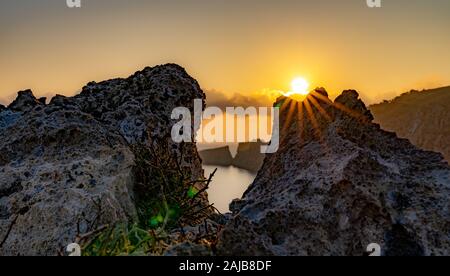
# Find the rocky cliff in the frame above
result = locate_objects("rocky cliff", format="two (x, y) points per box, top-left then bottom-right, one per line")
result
(0, 64), (206, 256)
(199, 146), (234, 167)
(217, 88), (450, 256)
(232, 140), (266, 173)
(370, 86), (450, 163)
(199, 141), (266, 173)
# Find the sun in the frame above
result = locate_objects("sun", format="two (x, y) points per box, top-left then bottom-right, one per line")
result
(281, 77), (310, 98)
(291, 77), (310, 95)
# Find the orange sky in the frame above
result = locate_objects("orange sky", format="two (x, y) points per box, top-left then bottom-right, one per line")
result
(1, 0), (450, 106)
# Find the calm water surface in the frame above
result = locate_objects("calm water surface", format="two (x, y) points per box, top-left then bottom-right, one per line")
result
(204, 165), (256, 213)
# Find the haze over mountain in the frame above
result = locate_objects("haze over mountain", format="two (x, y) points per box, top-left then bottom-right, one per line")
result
(370, 86), (450, 163)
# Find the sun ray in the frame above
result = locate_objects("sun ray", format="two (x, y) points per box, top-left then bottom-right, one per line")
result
(296, 101), (305, 143)
(303, 98), (322, 140)
(310, 90), (333, 106)
(282, 99), (298, 135)
(303, 97), (333, 157)
(332, 101), (371, 123)
(310, 90), (370, 123)
(308, 94), (332, 122)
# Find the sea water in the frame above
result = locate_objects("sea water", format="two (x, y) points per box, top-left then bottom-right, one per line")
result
(204, 165), (256, 213)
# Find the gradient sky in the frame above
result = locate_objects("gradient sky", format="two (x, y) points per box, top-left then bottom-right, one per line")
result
(1, 0), (449, 106)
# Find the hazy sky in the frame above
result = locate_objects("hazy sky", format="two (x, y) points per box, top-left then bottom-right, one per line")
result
(1, 0), (449, 105)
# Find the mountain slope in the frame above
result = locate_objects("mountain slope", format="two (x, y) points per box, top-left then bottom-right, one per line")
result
(370, 86), (450, 163)
(218, 88), (450, 256)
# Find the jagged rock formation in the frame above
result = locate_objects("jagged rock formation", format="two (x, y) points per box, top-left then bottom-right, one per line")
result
(217, 88), (450, 256)
(370, 86), (450, 163)
(199, 146), (234, 167)
(7, 90), (46, 112)
(232, 140), (266, 173)
(0, 64), (206, 256)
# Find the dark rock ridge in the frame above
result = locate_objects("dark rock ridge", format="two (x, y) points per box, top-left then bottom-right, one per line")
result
(0, 64), (206, 256)
(370, 86), (450, 163)
(199, 146), (234, 167)
(217, 88), (450, 256)
(232, 140), (266, 173)
(7, 90), (46, 112)
(199, 140), (266, 173)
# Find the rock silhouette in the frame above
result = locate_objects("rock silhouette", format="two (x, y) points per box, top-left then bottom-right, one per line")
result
(232, 140), (266, 173)
(199, 146), (234, 167)
(199, 140), (266, 173)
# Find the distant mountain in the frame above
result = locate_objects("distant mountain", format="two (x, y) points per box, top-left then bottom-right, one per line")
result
(370, 86), (450, 163)
(199, 140), (266, 173)
(198, 146), (234, 167)
(232, 140), (266, 173)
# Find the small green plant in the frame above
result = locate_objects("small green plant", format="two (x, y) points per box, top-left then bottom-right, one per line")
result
(81, 224), (156, 256)
(78, 141), (217, 256)
(132, 142), (216, 231)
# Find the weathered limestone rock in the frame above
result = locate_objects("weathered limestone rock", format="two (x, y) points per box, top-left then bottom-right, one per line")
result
(0, 64), (206, 256)
(217, 88), (450, 256)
